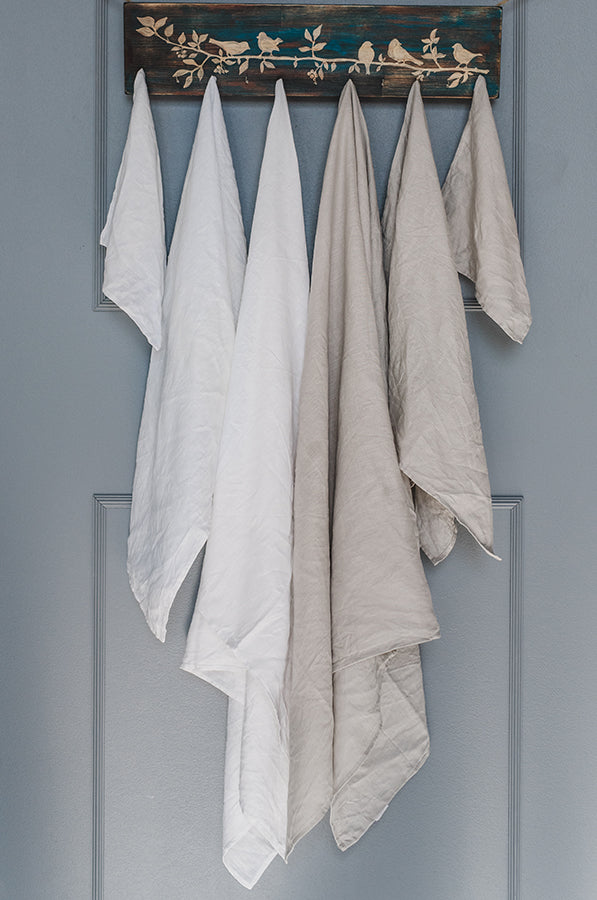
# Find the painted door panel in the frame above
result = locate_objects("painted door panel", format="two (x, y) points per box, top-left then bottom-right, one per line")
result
(2, 0), (596, 898)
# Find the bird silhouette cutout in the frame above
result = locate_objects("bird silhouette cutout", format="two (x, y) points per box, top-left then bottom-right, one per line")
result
(357, 41), (375, 74)
(209, 38), (250, 56)
(137, 16), (494, 92)
(387, 38), (423, 66)
(452, 42), (483, 67)
(257, 31), (283, 54)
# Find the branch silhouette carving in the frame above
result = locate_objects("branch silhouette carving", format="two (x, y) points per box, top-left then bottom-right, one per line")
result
(136, 18), (490, 88)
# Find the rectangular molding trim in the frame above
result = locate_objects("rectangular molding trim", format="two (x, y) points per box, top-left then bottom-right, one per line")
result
(494, 495), (524, 900)
(92, 492), (524, 900)
(92, 493), (133, 900)
(94, 0), (111, 311)
(93, 0), (526, 314)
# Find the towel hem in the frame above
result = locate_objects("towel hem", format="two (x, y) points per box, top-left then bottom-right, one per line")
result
(399, 462), (501, 562)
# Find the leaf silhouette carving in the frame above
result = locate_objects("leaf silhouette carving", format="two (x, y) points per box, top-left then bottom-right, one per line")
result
(136, 20), (490, 89)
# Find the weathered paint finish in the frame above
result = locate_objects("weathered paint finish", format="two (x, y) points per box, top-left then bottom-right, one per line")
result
(124, 3), (502, 98)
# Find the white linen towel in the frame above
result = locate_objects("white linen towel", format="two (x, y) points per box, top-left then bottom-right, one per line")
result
(443, 75), (531, 343)
(182, 80), (309, 889)
(382, 81), (495, 565)
(287, 81), (440, 857)
(100, 69), (165, 349)
(127, 76), (246, 642)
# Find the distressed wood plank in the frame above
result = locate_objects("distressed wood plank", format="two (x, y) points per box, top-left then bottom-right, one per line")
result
(124, 4), (501, 98)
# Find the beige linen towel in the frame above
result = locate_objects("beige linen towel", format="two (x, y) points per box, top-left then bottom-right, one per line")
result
(382, 81), (496, 565)
(443, 76), (531, 343)
(286, 81), (440, 857)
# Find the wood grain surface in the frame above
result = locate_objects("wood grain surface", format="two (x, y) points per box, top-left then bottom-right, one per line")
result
(124, 4), (501, 98)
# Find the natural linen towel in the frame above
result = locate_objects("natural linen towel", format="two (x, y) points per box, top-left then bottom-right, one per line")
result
(100, 69), (165, 350)
(181, 80), (309, 889)
(286, 81), (440, 857)
(442, 76), (531, 343)
(382, 81), (495, 565)
(127, 76), (246, 642)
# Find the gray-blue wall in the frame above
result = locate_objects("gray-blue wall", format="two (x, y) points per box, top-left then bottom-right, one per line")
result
(1, 0), (596, 897)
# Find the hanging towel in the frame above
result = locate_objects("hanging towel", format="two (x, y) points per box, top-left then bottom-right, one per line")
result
(442, 76), (531, 343)
(382, 80), (495, 565)
(287, 80), (440, 857)
(100, 69), (165, 349)
(181, 80), (309, 889)
(127, 77), (246, 642)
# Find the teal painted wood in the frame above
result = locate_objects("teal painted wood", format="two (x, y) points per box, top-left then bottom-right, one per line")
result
(124, 3), (502, 97)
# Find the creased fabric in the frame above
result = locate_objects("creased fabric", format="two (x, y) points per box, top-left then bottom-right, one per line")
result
(442, 76), (531, 343)
(382, 81), (495, 565)
(287, 81), (440, 858)
(127, 76), (246, 642)
(181, 80), (309, 889)
(100, 69), (165, 350)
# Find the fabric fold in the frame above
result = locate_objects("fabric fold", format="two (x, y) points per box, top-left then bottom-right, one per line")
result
(442, 75), (531, 343)
(181, 80), (309, 888)
(287, 81), (440, 858)
(100, 69), (166, 350)
(127, 76), (246, 642)
(382, 80), (495, 565)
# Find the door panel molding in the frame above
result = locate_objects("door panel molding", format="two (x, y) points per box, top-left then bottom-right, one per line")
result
(92, 3), (528, 893)
(92, 494), (132, 900)
(494, 495), (524, 900)
(94, 0), (110, 311)
(512, 0), (526, 255)
(92, 0), (527, 313)
(92, 493), (524, 899)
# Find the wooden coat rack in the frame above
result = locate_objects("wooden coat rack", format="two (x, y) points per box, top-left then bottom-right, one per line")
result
(124, 4), (502, 98)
